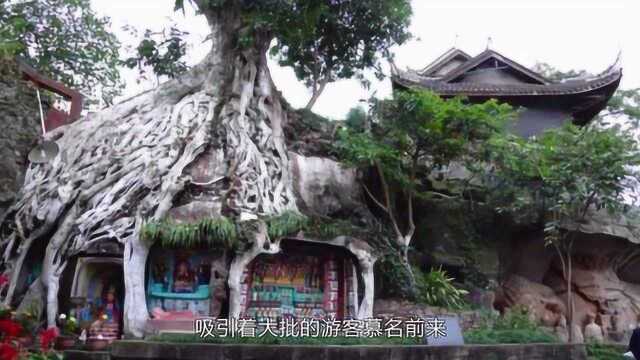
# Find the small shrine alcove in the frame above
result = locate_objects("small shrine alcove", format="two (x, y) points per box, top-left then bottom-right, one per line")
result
(239, 239), (361, 321)
(69, 256), (124, 341)
(145, 245), (227, 331)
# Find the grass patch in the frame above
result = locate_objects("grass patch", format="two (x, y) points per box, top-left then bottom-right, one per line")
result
(147, 333), (421, 346)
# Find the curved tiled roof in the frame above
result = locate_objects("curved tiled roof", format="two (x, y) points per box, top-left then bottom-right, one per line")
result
(392, 66), (622, 97)
(419, 47), (472, 76)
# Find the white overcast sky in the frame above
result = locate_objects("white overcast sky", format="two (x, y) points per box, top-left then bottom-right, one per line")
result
(92, 0), (640, 120)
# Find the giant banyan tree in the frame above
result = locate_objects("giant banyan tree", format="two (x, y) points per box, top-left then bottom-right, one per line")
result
(0, 0), (407, 337)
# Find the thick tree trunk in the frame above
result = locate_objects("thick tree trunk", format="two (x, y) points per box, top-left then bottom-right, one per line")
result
(304, 77), (328, 111)
(566, 240), (574, 343)
(123, 222), (150, 338)
(228, 221), (280, 319)
(346, 242), (377, 319)
(398, 239), (417, 299)
(1, 5), (299, 337)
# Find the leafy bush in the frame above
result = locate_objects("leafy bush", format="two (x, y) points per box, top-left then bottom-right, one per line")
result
(464, 306), (558, 344)
(586, 343), (628, 360)
(464, 328), (557, 344)
(415, 266), (469, 309)
(376, 255), (415, 299)
(491, 306), (537, 331)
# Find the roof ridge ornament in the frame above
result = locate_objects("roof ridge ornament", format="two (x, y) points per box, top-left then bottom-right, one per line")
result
(486, 36), (493, 50)
(594, 49), (623, 78)
(612, 49), (622, 72)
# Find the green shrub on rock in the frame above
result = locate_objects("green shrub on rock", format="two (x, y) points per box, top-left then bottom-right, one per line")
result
(415, 266), (469, 309)
(464, 306), (558, 344)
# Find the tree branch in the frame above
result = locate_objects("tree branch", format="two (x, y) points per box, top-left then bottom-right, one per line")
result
(362, 182), (390, 215)
(405, 154), (419, 241)
(305, 74), (330, 110)
(374, 160), (403, 241)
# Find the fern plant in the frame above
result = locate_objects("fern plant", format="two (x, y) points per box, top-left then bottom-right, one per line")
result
(414, 266), (469, 309)
(141, 216), (238, 249)
(142, 211), (373, 249)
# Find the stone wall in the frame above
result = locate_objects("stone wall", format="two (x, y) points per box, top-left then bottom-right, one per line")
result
(373, 298), (487, 331)
(107, 341), (588, 360)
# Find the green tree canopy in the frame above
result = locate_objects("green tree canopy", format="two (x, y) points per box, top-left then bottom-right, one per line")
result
(176, 0), (412, 110)
(336, 89), (515, 295)
(0, 0), (122, 107)
(488, 123), (640, 222)
(122, 25), (190, 81)
(344, 106), (367, 132)
(487, 122), (640, 342)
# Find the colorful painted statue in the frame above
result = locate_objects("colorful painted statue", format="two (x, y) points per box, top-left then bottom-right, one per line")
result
(173, 260), (196, 293)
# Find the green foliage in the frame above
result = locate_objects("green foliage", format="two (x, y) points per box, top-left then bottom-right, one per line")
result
(586, 343), (628, 360)
(607, 88), (640, 124)
(414, 266), (469, 309)
(337, 90), (514, 299)
(344, 106), (368, 132)
(265, 211), (309, 239)
(337, 90), (515, 190)
(464, 327), (557, 345)
(58, 314), (79, 336)
(376, 254), (415, 298)
(266, 211), (373, 241)
(148, 332), (420, 345)
(123, 25), (190, 79)
(487, 123), (640, 238)
(268, 0), (412, 105)
(464, 307), (558, 344)
(142, 216), (238, 249)
(0, 15), (24, 59)
(490, 306), (538, 331)
(0, 0), (123, 106)
(176, 0), (411, 108)
(142, 212), (369, 249)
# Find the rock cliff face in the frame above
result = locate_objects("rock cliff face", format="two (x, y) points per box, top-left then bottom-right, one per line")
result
(499, 229), (640, 342)
(0, 60), (41, 219)
(405, 181), (640, 342)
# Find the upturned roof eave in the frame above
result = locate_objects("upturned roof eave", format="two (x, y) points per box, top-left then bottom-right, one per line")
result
(391, 67), (622, 98)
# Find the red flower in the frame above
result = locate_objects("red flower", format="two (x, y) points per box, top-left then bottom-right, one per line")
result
(0, 319), (22, 338)
(0, 274), (8, 287)
(0, 342), (18, 360)
(39, 327), (58, 351)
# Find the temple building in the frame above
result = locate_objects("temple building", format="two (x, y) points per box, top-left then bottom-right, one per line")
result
(391, 48), (622, 136)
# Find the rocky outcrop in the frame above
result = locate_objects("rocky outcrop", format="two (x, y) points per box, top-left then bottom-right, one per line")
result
(545, 252), (640, 342)
(562, 208), (640, 245)
(501, 229), (640, 343)
(289, 152), (365, 219)
(495, 275), (566, 328)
